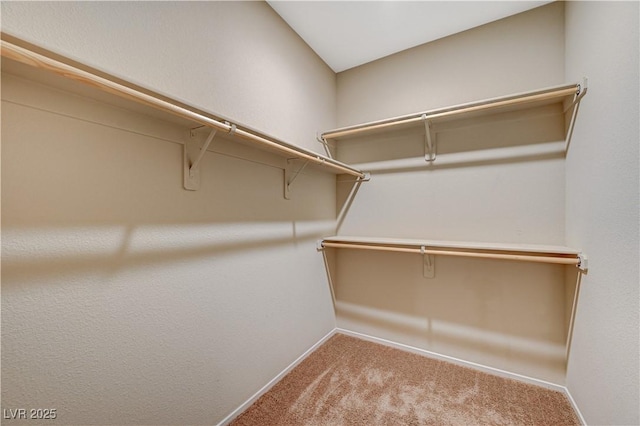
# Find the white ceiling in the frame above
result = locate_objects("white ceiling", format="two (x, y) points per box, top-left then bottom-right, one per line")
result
(267, 1), (554, 73)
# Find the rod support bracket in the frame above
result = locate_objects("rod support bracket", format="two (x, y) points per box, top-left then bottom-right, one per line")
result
(225, 122), (237, 136)
(189, 125), (205, 138)
(360, 172), (371, 182)
(317, 133), (334, 159)
(316, 240), (325, 251)
(184, 128), (217, 191)
(577, 253), (588, 272)
(284, 158), (310, 200)
(421, 246), (435, 278)
(564, 77), (589, 152)
(184, 139), (201, 190)
(422, 114), (436, 162)
(578, 76), (588, 95)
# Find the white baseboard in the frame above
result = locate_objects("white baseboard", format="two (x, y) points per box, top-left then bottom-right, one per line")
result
(563, 386), (587, 425)
(219, 327), (587, 425)
(336, 328), (567, 392)
(337, 328), (587, 424)
(217, 328), (337, 426)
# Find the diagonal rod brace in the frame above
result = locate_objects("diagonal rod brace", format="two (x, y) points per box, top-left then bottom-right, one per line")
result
(422, 114), (436, 162)
(287, 159), (310, 190)
(189, 129), (217, 177)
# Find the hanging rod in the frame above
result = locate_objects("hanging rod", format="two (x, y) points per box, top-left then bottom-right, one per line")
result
(0, 37), (366, 179)
(322, 241), (579, 265)
(320, 237), (585, 268)
(322, 83), (582, 140)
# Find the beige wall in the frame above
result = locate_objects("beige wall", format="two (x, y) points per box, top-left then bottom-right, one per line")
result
(1, 1), (335, 150)
(336, 2), (565, 127)
(332, 2), (572, 383)
(1, 1), (336, 424)
(3, 1), (638, 424)
(564, 2), (640, 424)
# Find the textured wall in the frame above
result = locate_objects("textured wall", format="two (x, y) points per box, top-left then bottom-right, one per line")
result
(332, 3), (571, 383)
(0, 1), (335, 150)
(336, 2), (565, 127)
(1, 2), (337, 424)
(564, 2), (640, 424)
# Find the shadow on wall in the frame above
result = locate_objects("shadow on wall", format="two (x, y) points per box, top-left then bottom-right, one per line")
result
(0, 15), (344, 423)
(2, 222), (332, 286)
(1, 77), (338, 288)
(324, 248), (582, 382)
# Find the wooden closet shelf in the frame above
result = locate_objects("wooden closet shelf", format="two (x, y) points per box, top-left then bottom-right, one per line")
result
(321, 82), (586, 142)
(320, 236), (586, 268)
(0, 34), (367, 189)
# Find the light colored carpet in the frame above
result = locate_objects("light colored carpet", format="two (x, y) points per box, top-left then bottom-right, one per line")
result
(232, 333), (580, 425)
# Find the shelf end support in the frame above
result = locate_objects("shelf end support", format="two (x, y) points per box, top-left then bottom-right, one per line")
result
(564, 77), (588, 153)
(317, 133), (334, 159)
(577, 253), (588, 273)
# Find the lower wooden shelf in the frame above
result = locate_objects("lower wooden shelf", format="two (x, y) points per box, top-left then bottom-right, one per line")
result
(320, 236), (585, 269)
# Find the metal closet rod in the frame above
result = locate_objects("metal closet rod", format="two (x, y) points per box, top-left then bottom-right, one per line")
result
(322, 84), (581, 140)
(321, 242), (580, 265)
(0, 37), (366, 179)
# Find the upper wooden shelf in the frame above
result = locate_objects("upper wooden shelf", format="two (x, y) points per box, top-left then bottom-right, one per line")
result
(321, 83), (586, 142)
(0, 34), (367, 186)
(321, 82), (587, 164)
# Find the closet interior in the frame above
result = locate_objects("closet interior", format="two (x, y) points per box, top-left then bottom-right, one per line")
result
(3, 2), (638, 424)
(2, 29), (588, 383)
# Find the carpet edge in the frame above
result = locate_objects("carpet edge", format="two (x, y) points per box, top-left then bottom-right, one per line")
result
(216, 329), (338, 426)
(335, 328), (567, 392)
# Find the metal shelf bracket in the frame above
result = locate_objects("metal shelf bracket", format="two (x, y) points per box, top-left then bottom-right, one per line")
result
(564, 77), (588, 152)
(577, 253), (588, 272)
(421, 246), (435, 278)
(184, 129), (217, 191)
(317, 133), (334, 159)
(422, 114), (436, 162)
(284, 158), (310, 200)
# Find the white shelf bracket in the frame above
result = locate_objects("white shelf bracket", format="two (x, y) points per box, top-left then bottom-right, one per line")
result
(317, 133), (334, 159)
(284, 158), (310, 200)
(579, 76), (588, 97)
(577, 253), (588, 273)
(565, 77), (588, 152)
(421, 246), (435, 278)
(225, 122), (237, 137)
(360, 172), (372, 182)
(422, 114), (436, 162)
(316, 240), (325, 251)
(184, 129), (217, 191)
(564, 78), (588, 113)
(189, 125), (205, 138)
